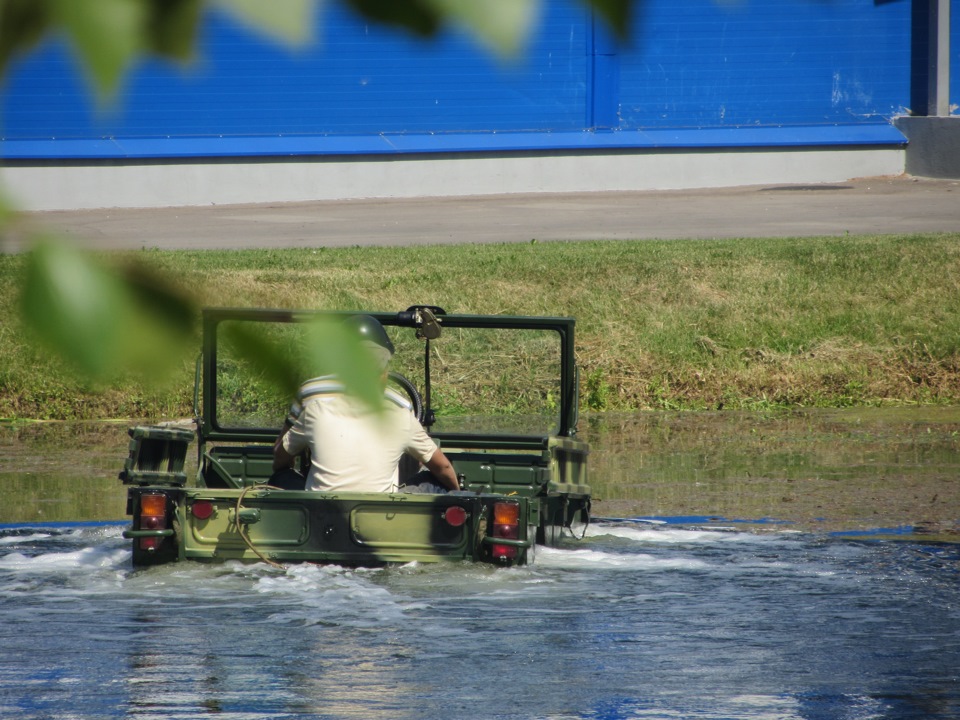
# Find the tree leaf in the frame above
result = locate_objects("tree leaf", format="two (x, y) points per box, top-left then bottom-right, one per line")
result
(424, 0), (540, 56)
(121, 261), (197, 339)
(341, 0), (441, 36)
(0, 0), (53, 76)
(144, 0), (203, 59)
(21, 240), (198, 382)
(21, 239), (133, 379)
(302, 317), (386, 415)
(50, 0), (146, 96)
(221, 316), (385, 416)
(221, 321), (305, 400)
(211, 0), (317, 46)
(583, 0), (632, 39)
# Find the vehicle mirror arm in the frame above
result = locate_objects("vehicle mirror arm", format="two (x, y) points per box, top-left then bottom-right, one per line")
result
(398, 305), (443, 428)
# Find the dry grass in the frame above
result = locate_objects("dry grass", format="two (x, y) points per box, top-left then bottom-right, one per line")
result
(2, 233), (959, 419)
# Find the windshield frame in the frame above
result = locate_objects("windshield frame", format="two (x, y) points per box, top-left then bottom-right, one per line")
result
(200, 307), (578, 449)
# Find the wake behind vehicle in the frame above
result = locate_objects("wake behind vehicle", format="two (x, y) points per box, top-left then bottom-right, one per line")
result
(120, 305), (590, 567)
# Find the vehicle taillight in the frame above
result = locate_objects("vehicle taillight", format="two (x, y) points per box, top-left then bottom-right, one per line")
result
(491, 501), (520, 561)
(138, 493), (167, 551)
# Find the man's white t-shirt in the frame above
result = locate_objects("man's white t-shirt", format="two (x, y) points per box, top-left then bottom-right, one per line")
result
(281, 391), (438, 493)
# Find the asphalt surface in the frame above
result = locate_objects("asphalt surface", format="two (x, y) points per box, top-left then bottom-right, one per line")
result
(8, 175), (960, 252)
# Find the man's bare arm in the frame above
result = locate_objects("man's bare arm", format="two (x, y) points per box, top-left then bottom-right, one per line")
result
(273, 433), (295, 471)
(425, 449), (459, 491)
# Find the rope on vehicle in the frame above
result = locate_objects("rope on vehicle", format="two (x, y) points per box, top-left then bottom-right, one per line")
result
(235, 483), (286, 569)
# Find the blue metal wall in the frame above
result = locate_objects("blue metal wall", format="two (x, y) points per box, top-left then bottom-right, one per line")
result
(619, 0), (912, 128)
(2, 0), (948, 159)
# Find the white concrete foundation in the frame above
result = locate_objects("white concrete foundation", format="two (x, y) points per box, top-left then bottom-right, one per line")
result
(1, 147), (905, 211)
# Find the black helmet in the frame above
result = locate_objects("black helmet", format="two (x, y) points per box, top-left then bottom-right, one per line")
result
(344, 314), (395, 355)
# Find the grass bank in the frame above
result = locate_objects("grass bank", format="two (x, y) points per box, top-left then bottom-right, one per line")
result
(1, 233), (959, 420)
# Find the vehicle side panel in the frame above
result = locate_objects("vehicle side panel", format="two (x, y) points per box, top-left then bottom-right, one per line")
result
(179, 490), (483, 565)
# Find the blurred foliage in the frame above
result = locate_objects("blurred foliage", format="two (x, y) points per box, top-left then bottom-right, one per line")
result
(221, 316), (387, 417)
(0, 0), (632, 89)
(0, 0), (631, 404)
(20, 238), (195, 381)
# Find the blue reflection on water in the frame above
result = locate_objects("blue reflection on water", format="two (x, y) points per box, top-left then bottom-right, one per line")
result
(0, 520), (957, 720)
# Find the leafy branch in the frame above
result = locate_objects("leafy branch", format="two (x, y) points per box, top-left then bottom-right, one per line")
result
(0, 0), (631, 404)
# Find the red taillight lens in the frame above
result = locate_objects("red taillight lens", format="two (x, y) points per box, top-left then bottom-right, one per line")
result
(191, 500), (214, 520)
(442, 506), (468, 527)
(138, 493), (167, 551)
(492, 501), (521, 561)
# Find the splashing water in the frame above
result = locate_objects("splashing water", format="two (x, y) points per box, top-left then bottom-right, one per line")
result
(1, 520), (958, 719)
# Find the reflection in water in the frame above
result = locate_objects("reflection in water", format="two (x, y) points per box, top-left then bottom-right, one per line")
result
(2, 407), (959, 535)
(0, 421), (135, 523)
(116, 561), (423, 719)
(582, 407), (960, 538)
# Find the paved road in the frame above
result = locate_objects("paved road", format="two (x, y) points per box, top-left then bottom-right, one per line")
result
(8, 175), (960, 252)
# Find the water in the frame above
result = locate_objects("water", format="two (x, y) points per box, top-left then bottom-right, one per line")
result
(1, 409), (959, 718)
(0, 521), (958, 719)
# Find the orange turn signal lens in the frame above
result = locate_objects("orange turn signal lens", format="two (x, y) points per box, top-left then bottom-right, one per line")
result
(491, 501), (521, 562)
(138, 493), (168, 552)
(493, 501), (520, 526)
(140, 494), (166, 516)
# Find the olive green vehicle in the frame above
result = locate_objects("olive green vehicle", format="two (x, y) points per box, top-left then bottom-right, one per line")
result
(120, 306), (590, 567)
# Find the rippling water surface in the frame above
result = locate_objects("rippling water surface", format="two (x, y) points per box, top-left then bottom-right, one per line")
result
(2, 521), (958, 719)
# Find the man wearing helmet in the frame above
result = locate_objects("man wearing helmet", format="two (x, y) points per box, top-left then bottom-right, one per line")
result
(271, 315), (459, 494)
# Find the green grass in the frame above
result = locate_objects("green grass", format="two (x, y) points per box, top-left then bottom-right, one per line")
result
(2, 233), (959, 419)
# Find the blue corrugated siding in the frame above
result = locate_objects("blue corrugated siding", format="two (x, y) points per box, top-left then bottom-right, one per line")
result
(618, 0), (911, 129)
(1, 2), (588, 140)
(0, 0), (940, 159)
